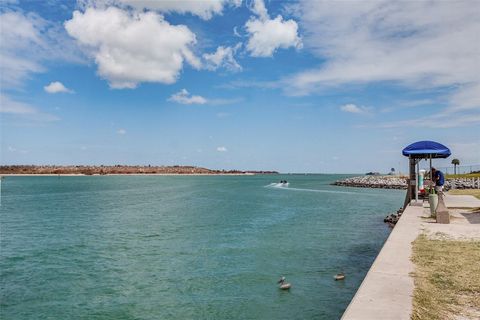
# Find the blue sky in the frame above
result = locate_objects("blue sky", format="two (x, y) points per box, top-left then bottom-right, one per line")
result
(1, 0), (479, 173)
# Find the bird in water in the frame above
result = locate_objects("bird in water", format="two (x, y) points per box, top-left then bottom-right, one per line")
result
(334, 272), (345, 281)
(278, 276), (291, 290)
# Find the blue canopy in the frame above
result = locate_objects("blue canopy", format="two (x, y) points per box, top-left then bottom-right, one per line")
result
(402, 140), (451, 158)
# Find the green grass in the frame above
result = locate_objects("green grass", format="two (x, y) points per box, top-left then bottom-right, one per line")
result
(411, 234), (480, 320)
(446, 173), (480, 179)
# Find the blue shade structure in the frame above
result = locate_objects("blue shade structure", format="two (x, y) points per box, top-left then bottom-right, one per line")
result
(401, 140), (451, 206)
(402, 140), (451, 159)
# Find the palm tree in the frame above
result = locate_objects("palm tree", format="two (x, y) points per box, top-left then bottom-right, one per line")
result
(451, 158), (460, 175)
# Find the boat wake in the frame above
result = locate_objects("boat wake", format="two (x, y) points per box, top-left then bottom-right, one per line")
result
(267, 182), (290, 188)
(265, 183), (373, 195)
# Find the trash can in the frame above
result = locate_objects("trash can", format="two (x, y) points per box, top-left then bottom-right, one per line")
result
(428, 193), (438, 217)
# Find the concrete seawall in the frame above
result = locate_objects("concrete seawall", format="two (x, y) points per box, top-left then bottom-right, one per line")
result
(341, 195), (480, 320)
(341, 204), (421, 319)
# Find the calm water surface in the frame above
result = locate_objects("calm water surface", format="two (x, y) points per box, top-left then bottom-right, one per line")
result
(0, 175), (404, 319)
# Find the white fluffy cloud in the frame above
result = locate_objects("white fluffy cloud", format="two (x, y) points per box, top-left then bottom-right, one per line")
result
(203, 43), (242, 71)
(65, 7), (201, 89)
(117, 128), (126, 135)
(217, 146), (228, 152)
(245, 0), (302, 57)
(168, 89), (207, 105)
(340, 104), (358, 113)
(119, 0), (241, 20)
(0, 11), (44, 88)
(250, 0), (268, 20)
(80, 0), (241, 20)
(0, 11), (82, 89)
(286, 0), (480, 121)
(340, 103), (372, 114)
(44, 81), (74, 93)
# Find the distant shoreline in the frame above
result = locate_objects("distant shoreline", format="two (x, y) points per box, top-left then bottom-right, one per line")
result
(1, 173), (257, 177)
(0, 165), (279, 176)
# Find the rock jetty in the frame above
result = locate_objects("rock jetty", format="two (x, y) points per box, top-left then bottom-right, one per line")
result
(333, 176), (407, 189)
(333, 175), (480, 190)
(446, 178), (480, 189)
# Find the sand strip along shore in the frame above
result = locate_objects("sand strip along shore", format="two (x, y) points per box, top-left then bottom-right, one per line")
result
(341, 194), (480, 320)
(0, 173), (256, 177)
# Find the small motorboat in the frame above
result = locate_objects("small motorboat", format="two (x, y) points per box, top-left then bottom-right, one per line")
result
(334, 273), (345, 281)
(278, 276), (291, 290)
(279, 180), (289, 187)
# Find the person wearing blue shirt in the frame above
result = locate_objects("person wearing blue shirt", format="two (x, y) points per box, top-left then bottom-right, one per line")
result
(431, 167), (445, 193)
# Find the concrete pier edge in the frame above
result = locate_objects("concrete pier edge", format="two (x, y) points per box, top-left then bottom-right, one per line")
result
(341, 194), (480, 320)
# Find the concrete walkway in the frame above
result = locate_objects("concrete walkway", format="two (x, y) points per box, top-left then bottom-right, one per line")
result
(444, 194), (480, 208)
(341, 194), (480, 320)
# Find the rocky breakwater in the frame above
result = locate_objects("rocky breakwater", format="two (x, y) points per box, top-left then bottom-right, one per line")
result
(446, 178), (480, 189)
(333, 175), (479, 191)
(332, 175), (407, 189)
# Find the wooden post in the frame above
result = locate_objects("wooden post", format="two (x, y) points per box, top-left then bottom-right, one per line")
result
(403, 156), (417, 208)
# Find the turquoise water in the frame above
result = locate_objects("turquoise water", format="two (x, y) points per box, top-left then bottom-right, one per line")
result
(0, 175), (404, 319)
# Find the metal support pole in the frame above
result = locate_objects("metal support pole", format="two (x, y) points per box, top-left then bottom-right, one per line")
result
(415, 160), (419, 203)
(429, 155), (432, 191)
(403, 155), (412, 208)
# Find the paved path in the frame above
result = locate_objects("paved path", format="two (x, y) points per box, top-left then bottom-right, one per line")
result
(341, 195), (480, 320)
(444, 194), (480, 208)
